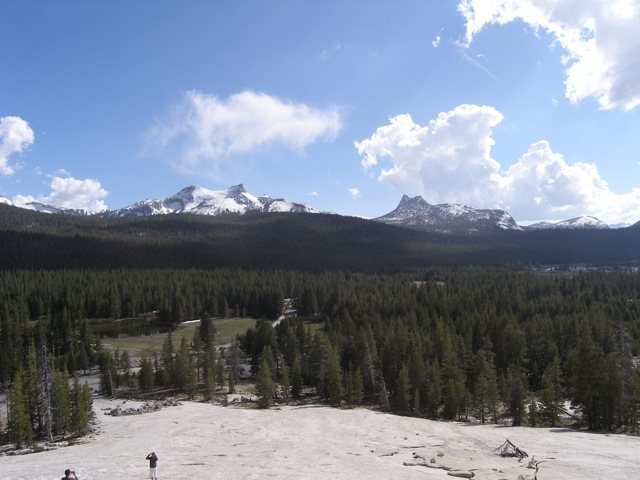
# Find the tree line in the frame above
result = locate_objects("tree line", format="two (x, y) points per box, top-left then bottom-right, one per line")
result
(2, 203), (640, 271)
(3, 342), (92, 448)
(1, 267), (640, 442)
(240, 269), (640, 431)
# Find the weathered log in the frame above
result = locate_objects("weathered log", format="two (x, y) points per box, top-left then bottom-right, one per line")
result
(447, 470), (475, 478)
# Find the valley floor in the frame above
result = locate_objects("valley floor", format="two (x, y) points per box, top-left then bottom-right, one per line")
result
(1, 398), (639, 480)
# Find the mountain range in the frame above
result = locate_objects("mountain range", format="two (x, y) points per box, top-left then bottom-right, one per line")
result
(523, 216), (609, 230)
(0, 184), (634, 233)
(105, 184), (318, 217)
(1, 195), (638, 271)
(374, 194), (521, 234)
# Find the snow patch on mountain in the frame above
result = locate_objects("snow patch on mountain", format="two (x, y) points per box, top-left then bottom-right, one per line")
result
(376, 195), (521, 234)
(15, 201), (89, 216)
(108, 184), (318, 217)
(525, 216), (609, 230)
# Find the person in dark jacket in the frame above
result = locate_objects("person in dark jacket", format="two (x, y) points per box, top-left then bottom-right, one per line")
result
(62, 469), (78, 480)
(146, 451), (158, 480)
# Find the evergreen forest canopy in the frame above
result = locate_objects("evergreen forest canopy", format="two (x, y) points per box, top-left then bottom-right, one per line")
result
(1, 267), (640, 438)
(0, 203), (639, 270)
(1, 205), (640, 445)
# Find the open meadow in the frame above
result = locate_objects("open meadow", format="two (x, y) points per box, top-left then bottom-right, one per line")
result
(99, 317), (258, 356)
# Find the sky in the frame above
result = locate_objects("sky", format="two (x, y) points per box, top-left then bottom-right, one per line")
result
(1, 0), (640, 225)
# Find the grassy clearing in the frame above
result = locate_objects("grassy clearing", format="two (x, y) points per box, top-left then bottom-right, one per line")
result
(101, 317), (258, 357)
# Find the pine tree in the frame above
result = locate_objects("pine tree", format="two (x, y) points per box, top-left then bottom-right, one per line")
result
(120, 350), (131, 387)
(539, 356), (563, 426)
(412, 387), (421, 415)
(393, 364), (411, 413)
(424, 361), (442, 419)
(291, 354), (303, 399)
(344, 363), (364, 407)
(204, 350), (215, 401)
(441, 337), (465, 420)
(52, 368), (71, 436)
(39, 344), (54, 441)
(99, 352), (116, 397)
(599, 352), (623, 431)
(352, 367), (364, 406)
(474, 372), (489, 423)
(485, 359), (500, 424)
(138, 354), (155, 392)
(324, 346), (343, 406)
(344, 367), (355, 406)
(8, 369), (32, 448)
(504, 364), (527, 426)
(631, 373), (640, 434)
(192, 328), (202, 382)
(161, 331), (175, 387)
(528, 398), (539, 427)
(184, 344), (197, 398)
(408, 350), (425, 406)
(261, 346), (276, 379)
(174, 337), (191, 390)
(199, 312), (216, 351)
(215, 352), (225, 390)
(24, 342), (42, 433)
(255, 357), (275, 408)
(280, 365), (291, 404)
(228, 365), (236, 394)
(474, 350), (500, 424)
(70, 377), (93, 436)
(569, 322), (604, 430)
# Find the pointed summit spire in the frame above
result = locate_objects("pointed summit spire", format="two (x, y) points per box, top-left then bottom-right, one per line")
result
(397, 194), (429, 209)
(398, 194), (412, 206)
(228, 184), (246, 194)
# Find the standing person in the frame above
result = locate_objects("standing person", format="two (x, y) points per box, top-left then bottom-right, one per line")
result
(61, 469), (78, 480)
(146, 451), (158, 480)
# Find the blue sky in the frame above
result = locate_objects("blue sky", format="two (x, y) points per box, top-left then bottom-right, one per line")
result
(1, 0), (640, 224)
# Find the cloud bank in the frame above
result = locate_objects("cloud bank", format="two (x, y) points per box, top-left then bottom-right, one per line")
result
(0, 116), (35, 175)
(355, 104), (640, 224)
(458, 0), (640, 110)
(14, 173), (109, 213)
(148, 90), (343, 175)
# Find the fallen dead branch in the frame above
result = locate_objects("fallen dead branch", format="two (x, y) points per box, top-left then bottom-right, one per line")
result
(496, 439), (528, 458)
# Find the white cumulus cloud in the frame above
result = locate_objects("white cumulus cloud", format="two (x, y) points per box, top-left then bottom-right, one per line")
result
(348, 187), (361, 199)
(13, 174), (109, 213)
(0, 116), (35, 175)
(458, 0), (640, 110)
(356, 104), (640, 224)
(355, 104), (504, 206)
(148, 90), (343, 175)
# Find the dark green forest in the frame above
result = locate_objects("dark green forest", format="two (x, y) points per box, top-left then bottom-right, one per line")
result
(1, 205), (640, 446)
(1, 204), (639, 270)
(1, 267), (640, 441)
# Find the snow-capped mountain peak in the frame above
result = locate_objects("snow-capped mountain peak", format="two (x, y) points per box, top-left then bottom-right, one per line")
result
(525, 216), (609, 230)
(108, 184), (318, 217)
(375, 194), (521, 233)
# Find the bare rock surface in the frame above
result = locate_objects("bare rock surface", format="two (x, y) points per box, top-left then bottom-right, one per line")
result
(1, 399), (639, 479)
